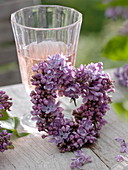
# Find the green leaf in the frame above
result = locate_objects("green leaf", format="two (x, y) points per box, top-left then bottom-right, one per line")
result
(18, 132), (30, 137)
(11, 129), (29, 140)
(0, 111), (30, 143)
(113, 103), (125, 115)
(108, 0), (128, 7)
(113, 101), (128, 119)
(96, 2), (109, 10)
(102, 36), (128, 61)
(0, 110), (9, 120)
(0, 127), (7, 133)
(0, 112), (20, 129)
(13, 117), (20, 129)
(1, 117), (15, 129)
(7, 145), (14, 150)
(0, 128), (29, 140)
(10, 129), (19, 140)
(99, 0), (128, 9)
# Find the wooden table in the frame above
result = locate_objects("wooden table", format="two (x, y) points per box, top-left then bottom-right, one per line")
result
(0, 70), (128, 170)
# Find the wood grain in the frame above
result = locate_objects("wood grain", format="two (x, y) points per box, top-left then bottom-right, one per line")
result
(0, 70), (21, 87)
(0, 46), (17, 65)
(0, 21), (13, 43)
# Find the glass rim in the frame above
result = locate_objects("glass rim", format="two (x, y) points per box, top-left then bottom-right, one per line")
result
(11, 5), (82, 31)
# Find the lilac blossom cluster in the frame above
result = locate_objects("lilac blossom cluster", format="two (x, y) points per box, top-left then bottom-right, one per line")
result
(115, 64), (128, 87)
(0, 90), (12, 117)
(30, 54), (114, 152)
(0, 129), (12, 152)
(0, 90), (13, 152)
(70, 150), (92, 169)
(105, 7), (128, 19)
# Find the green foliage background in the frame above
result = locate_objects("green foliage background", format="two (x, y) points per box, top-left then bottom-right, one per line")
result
(41, 0), (105, 34)
(41, 0), (127, 68)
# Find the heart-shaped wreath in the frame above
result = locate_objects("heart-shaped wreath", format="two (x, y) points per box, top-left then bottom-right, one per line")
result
(30, 54), (114, 152)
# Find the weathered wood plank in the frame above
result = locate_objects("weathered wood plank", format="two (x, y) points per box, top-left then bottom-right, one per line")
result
(0, 20), (11, 31)
(0, 134), (109, 170)
(0, 46), (17, 65)
(0, 0), (40, 20)
(0, 0), (40, 42)
(0, 69), (21, 86)
(0, 21), (14, 43)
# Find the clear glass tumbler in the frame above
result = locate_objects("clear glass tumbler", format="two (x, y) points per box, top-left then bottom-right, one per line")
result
(11, 5), (82, 132)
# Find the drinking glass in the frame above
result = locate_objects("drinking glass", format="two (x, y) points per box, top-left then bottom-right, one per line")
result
(11, 5), (82, 132)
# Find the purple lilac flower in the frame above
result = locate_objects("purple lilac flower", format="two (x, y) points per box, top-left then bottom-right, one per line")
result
(115, 64), (128, 87)
(30, 53), (114, 152)
(0, 90), (12, 117)
(0, 128), (12, 152)
(105, 7), (128, 19)
(115, 155), (125, 162)
(0, 91), (13, 152)
(70, 150), (92, 169)
(115, 137), (128, 153)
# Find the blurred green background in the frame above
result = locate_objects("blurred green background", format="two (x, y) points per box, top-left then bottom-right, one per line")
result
(41, 0), (126, 68)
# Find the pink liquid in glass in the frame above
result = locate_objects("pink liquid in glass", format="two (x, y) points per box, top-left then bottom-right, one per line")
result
(18, 41), (75, 93)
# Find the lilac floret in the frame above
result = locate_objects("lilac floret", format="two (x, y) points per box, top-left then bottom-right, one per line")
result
(0, 91), (13, 152)
(0, 90), (12, 117)
(115, 64), (128, 87)
(115, 155), (124, 162)
(30, 53), (114, 152)
(0, 128), (12, 152)
(70, 150), (92, 169)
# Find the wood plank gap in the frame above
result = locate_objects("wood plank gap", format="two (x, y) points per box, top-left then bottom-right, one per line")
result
(4, 155), (17, 170)
(91, 149), (111, 170)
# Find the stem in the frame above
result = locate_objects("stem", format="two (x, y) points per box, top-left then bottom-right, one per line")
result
(71, 97), (77, 107)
